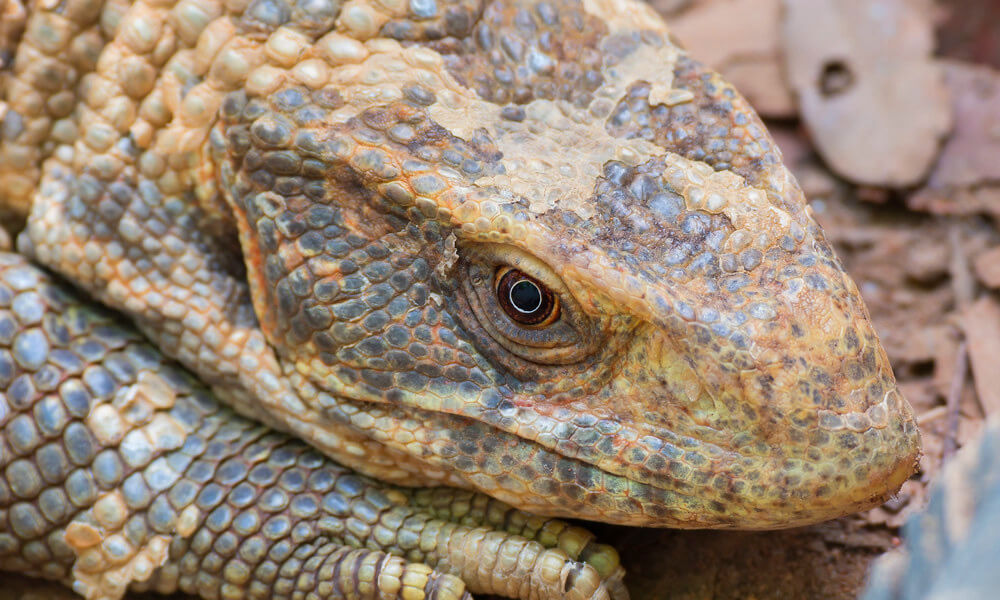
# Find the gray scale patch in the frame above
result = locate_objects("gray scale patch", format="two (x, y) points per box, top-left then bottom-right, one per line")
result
(124, 515), (148, 547)
(216, 459), (250, 486)
(12, 329), (49, 371)
(205, 504), (234, 533)
(63, 423), (98, 466)
(144, 457), (182, 492)
(65, 469), (97, 508)
(0, 314), (18, 345)
(277, 468), (306, 492)
(290, 494), (319, 519)
(37, 488), (70, 522)
(7, 414), (41, 454)
(166, 449), (195, 475)
(262, 515), (291, 539)
(214, 531), (240, 555)
(167, 478), (200, 509)
(233, 510), (262, 536)
(9, 502), (46, 538)
(121, 472), (153, 509)
(228, 483), (258, 508)
(2, 267), (41, 292)
(34, 443), (70, 484)
(7, 375), (36, 410)
(184, 459), (216, 486)
(6, 459), (43, 498)
(147, 496), (178, 533)
(11, 293), (44, 325)
(260, 488), (289, 512)
(196, 483), (227, 511)
(81, 366), (116, 399)
(32, 365), (61, 391)
(57, 380), (92, 418)
(119, 430), (154, 468)
(103, 535), (132, 561)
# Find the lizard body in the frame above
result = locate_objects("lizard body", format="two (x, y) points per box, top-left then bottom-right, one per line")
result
(0, 254), (625, 600)
(0, 0), (920, 596)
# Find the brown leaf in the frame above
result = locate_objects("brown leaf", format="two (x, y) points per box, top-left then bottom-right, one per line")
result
(973, 245), (1000, 289)
(908, 185), (1000, 219)
(959, 296), (1000, 417)
(781, 0), (951, 186)
(667, 0), (796, 118)
(904, 63), (1000, 217)
(923, 62), (1000, 189)
(931, 325), (962, 399)
(937, 0), (1000, 70)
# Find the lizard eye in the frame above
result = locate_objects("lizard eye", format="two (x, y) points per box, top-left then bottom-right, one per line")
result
(457, 244), (604, 367)
(495, 267), (560, 327)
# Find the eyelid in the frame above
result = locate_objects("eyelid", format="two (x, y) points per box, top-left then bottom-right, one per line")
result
(468, 262), (577, 346)
(458, 243), (606, 365)
(462, 244), (576, 302)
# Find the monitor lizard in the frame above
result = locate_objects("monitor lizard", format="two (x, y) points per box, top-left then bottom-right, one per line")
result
(0, 0), (921, 597)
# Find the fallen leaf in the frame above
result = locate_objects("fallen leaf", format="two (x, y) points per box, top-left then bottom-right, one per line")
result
(930, 325), (961, 399)
(960, 296), (1000, 417)
(937, 0), (1000, 70)
(908, 186), (1000, 220)
(781, 0), (951, 186)
(923, 62), (1000, 189)
(973, 245), (1000, 289)
(668, 0), (795, 118)
(907, 62), (1000, 220)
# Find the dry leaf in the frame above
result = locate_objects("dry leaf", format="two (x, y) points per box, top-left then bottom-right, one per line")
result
(668, 0), (795, 118)
(908, 186), (1000, 220)
(960, 296), (1000, 418)
(908, 62), (1000, 218)
(781, 0), (951, 186)
(930, 325), (962, 399)
(973, 246), (1000, 289)
(937, 0), (1000, 70)
(924, 62), (1000, 189)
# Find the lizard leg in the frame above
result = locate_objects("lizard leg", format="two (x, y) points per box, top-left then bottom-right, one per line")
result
(406, 487), (628, 598)
(0, 253), (617, 600)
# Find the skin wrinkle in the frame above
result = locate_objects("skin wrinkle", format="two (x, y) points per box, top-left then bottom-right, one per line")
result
(4, 0), (918, 565)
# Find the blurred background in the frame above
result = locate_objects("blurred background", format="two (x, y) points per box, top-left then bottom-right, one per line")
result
(4, 0), (999, 598)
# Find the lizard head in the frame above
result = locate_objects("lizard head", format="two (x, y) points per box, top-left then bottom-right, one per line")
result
(218, 0), (920, 528)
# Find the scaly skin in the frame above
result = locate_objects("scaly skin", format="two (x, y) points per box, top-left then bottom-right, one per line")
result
(0, 0), (920, 593)
(0, 253), (626, 600)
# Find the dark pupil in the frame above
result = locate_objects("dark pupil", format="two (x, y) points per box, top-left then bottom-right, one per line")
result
(509, 280), (542, 313)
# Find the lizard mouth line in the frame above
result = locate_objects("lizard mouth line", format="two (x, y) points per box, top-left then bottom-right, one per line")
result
(368, 394), (917, 529)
